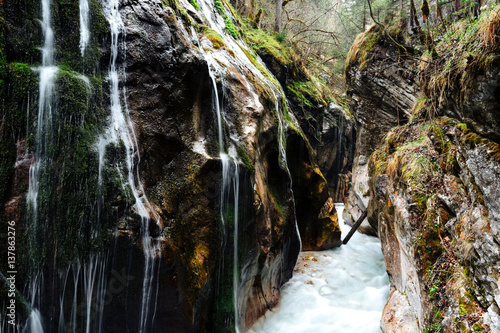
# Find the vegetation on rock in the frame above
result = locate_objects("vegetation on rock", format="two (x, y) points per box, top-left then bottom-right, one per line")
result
(369, 117), (495, 331)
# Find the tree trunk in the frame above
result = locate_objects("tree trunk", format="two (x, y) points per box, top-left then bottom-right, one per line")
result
(275, 0), (282, 33)
(455, 0), (461, 17)
(363, 0), (366, 31)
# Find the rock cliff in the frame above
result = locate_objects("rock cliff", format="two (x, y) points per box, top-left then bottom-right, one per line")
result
(345, 9), (500, 333)
(0, 0), (346, 331)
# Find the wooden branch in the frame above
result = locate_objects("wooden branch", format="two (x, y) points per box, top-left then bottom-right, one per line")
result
(322, 54), (346, 63)
(342, 210), (368, 245)
(366, 0), (407, 54)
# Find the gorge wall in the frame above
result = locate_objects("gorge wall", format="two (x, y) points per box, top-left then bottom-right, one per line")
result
(0, 0), (352, 331)
(345, 7), (500, 333)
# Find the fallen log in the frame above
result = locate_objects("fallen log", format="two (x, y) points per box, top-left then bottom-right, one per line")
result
(342, 210), (368, 245)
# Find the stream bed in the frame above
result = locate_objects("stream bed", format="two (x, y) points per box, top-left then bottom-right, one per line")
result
(249, 204), (390, 333)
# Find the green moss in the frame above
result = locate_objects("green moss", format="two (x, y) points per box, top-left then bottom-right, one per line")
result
(21, 68), (115, 274)
(165, 0), (195, 26)
(224, 16), (240, 39)
(237, 146), (254, 172)
(214, 0), (225, 14)
(2, 0), (42, 64)
(190, 0), (200, 10)
(51, 0), (108, 73)
(287, 80), (328, 107)
(0, 63), (38, 205)
(211, 251), (236, 332)
(456, 123), (468, 132)
(244, 27), (292, 65)
(345, 25), (383, 73)
(473, 323), (484, 332)
(213, 0), (240, 39)
(240, 47), (279, 89)
(269, 183), (285, 218)
(201, 26), (226, 49)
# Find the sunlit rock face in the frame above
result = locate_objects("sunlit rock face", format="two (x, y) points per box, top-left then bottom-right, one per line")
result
(0, 0), (342, 330)
(369, 120), (500, 333)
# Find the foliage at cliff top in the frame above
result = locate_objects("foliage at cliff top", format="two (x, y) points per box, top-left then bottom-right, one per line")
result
(344, 0), (500, 120)
(244, 25), (294, 65)
(240, 20), (346, 108)
(419, 4), (500, 112)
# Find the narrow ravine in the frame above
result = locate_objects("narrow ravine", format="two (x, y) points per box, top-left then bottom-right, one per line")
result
(249, 204), (390, 333)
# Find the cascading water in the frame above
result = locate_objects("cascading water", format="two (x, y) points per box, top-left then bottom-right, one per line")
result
(266, 88), (302, 252)
(194, 0), (302, 329)
(54, 254), (108, 333)
(27, 0), (57, 221)
(101, 0), (162, 331)
(79, 0), (90, 56)
(83, 254), (108, 333)
(199, 38), (242, 331)
(24, 0), (57, 326)
(249, 204), (390, 333)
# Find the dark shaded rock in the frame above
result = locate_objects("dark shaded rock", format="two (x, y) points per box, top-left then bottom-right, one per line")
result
(287, 133), (341, 250)
(0, 0), (342, 330)
(259, 53), (355, 203)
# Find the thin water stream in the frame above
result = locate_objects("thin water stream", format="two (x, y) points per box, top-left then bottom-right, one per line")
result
(249, 204), (390, 333)
(101, 0), (162, 331)
(79, 0), (90, 55)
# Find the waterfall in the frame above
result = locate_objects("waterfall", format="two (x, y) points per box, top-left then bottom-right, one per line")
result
(23, 310), (44, 333)
(24, 0), (57, 326)
(267, 89), (302, 253)
(194, 0), (303, 328)
(204, 49), (242, 332)
(79, 0), (90, 56)
(27, 10), (57, 215)
(200, 0), (301, 253)
(101, 0), (162, 331)
(83, 254), (108, 333)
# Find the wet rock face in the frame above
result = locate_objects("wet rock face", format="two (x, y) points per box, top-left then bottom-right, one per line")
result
(105, 0), (337, 330)
(287, 134), (342, 250)
(259, 54), (355, 203)
(1, 0), (342, 330)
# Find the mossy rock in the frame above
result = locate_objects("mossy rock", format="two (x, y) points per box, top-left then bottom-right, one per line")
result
(53, 0), (109, 73)
(345, 24), (382, 73)
(200, 26), (226, 49)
